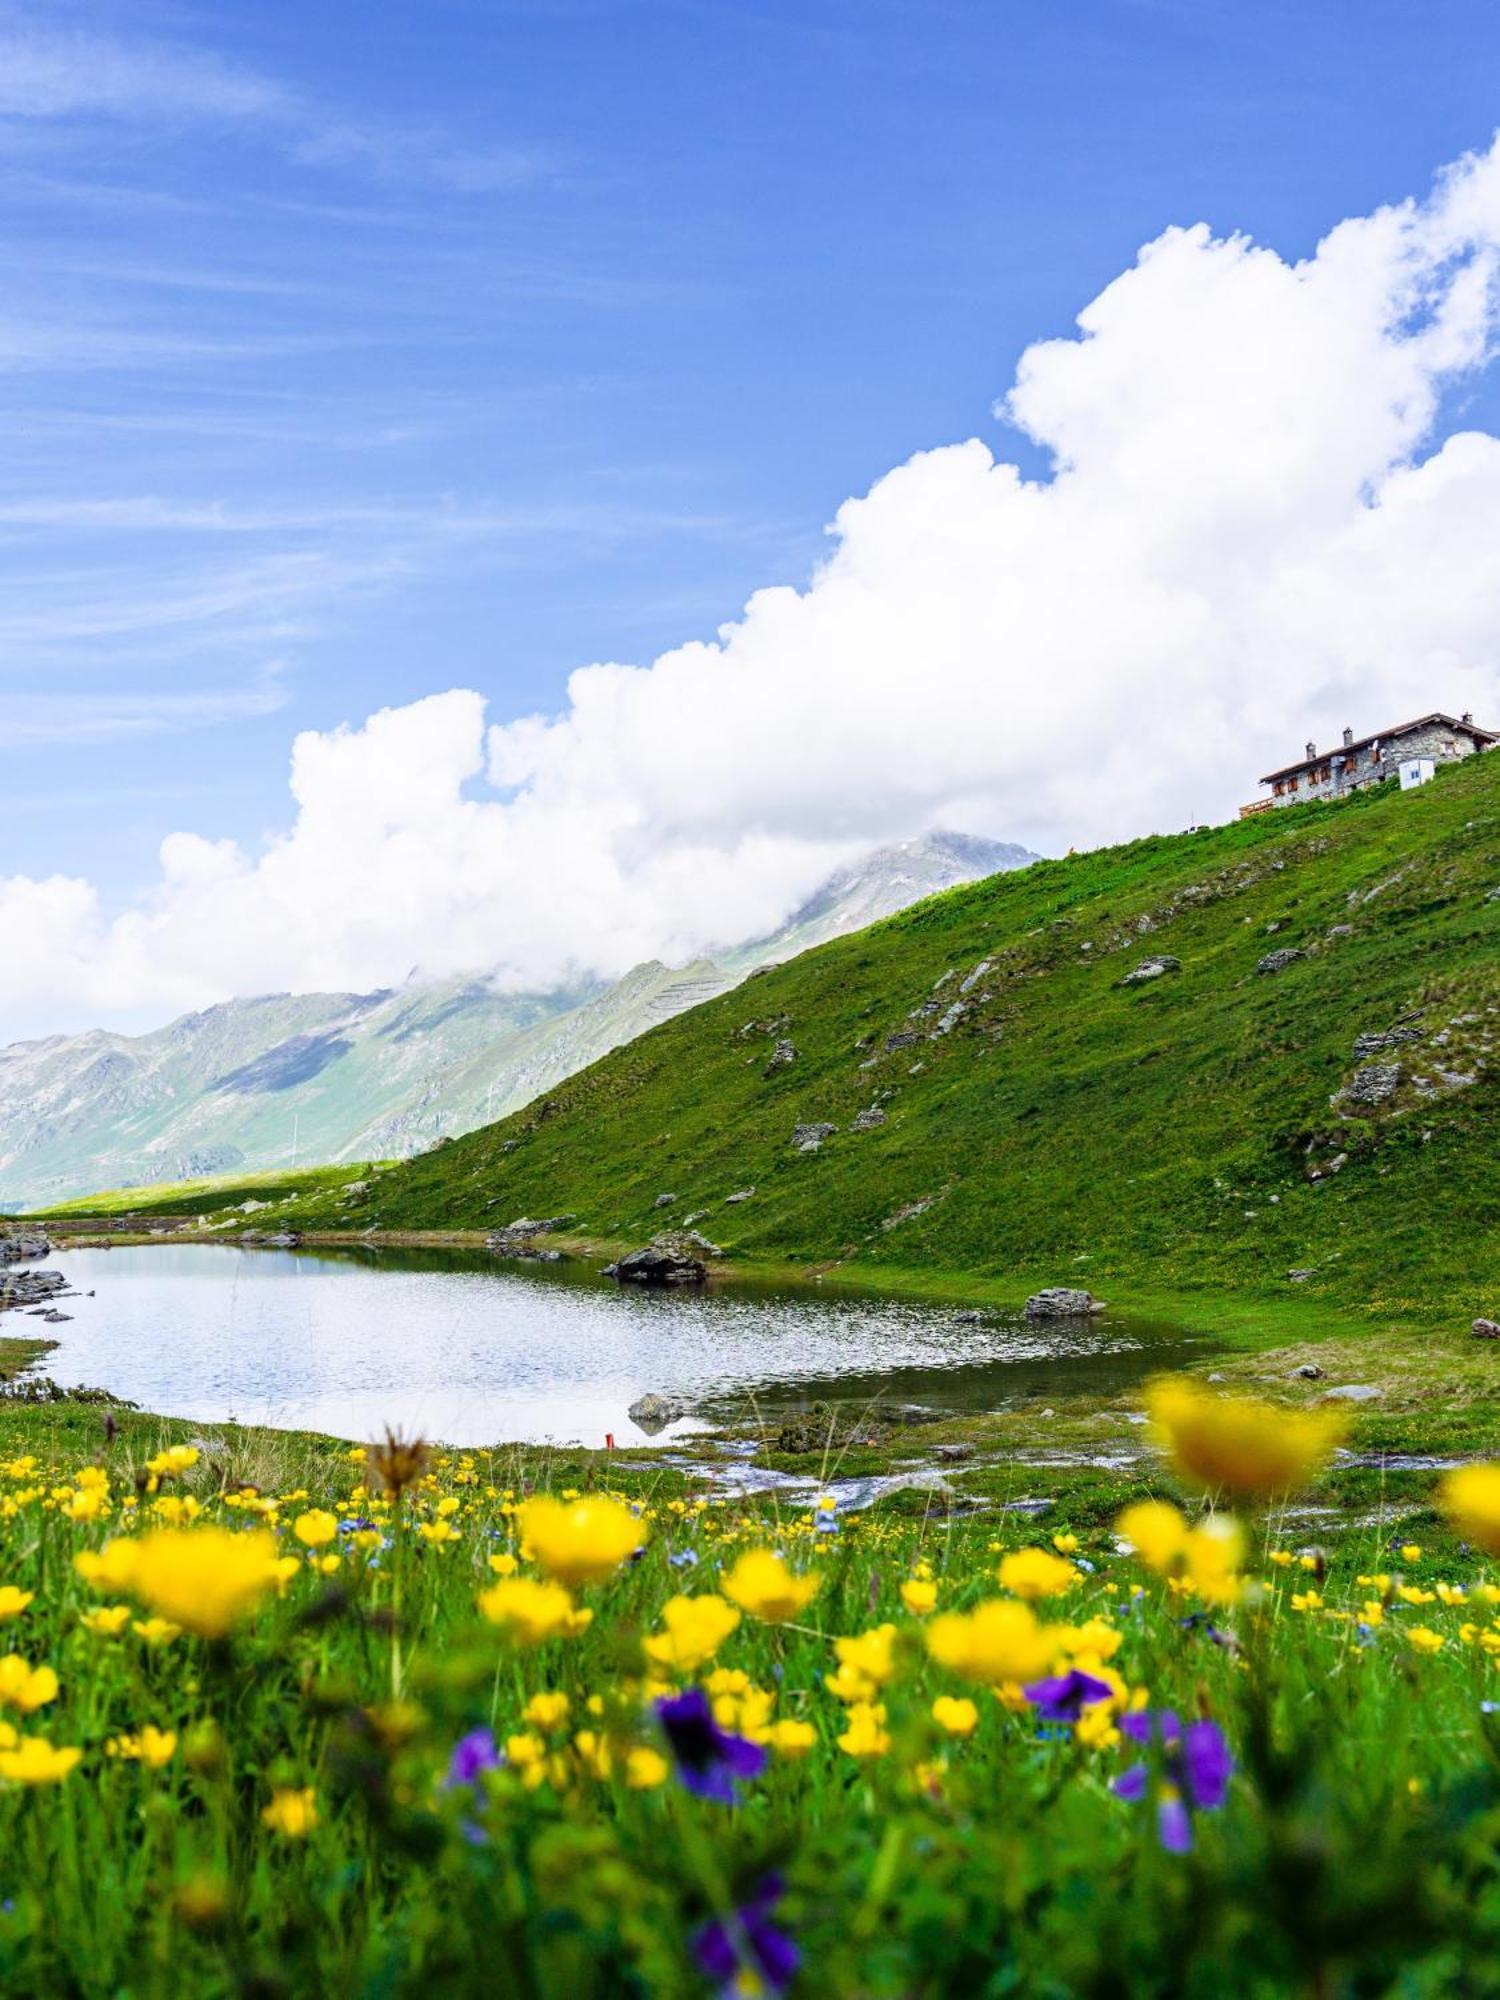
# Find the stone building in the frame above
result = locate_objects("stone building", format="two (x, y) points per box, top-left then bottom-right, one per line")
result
(1248, 711), (1497, 812)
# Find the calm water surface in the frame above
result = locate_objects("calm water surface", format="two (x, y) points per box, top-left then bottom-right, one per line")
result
(27, 1243), (1206, 1446)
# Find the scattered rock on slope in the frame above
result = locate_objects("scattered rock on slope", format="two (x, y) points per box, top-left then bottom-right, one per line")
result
(1257, 948), (1305, 975)
(1120, 956), (1181, 987)
(793, 1122), (838, 1153)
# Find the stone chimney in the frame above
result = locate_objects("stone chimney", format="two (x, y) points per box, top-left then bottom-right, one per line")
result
(1342, 726), (1354, 747)
(1306, 739), (1316, 760)
(1463, 711), (1474, 725)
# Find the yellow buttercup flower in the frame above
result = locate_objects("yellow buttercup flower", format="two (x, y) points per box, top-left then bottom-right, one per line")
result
(997, 1548), (1079, 1600)
(624, 1745), (669, 1789)
(766, 1718), (816, 1757)
(931, 1695), (979, 1737)
(1440, 1465), (1500, 1555)
(926, 1600), (1056, 1685)
(830, 1625), (899, 1700)
(642, 1593), (741, 1673)
(145, 1446), (200, 1479)
(0, 1657), (58, 1712)
(0, 1587), (33, 1621)
(515, 1496), (643, 1587)
(1115, 1502), (1243, 1604)
(487, 1552), (519, 1577)
(1146, 1377), (1344, 1498)
(125, 1528), (280, 1639)
(837, 1702), (890, 1758)
(80, 1605), (132, 1638)
(523, 1691), (571, 1732)
(901, 1578), (939, 1616)
(293, 1510), (339, 1549)
(262, 1786), (319, 1837)
(132, 1618), (181, 1647)
(477, 1577), (587, 1645)
(75, 1540), (145, 1594)
(0, 1735), (81, 1785)
(1407, 1626), (1445, 1655)
(722, 1550), (821, 1623)
(107, 1726), (178, 1768)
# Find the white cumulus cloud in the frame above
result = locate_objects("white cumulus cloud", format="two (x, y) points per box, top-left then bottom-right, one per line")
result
(6, 138), (1500, 1038)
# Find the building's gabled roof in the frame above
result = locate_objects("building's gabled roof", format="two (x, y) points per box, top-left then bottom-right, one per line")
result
(1259, 712), (1499, 786)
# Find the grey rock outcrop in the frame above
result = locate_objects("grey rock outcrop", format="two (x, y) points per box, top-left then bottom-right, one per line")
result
(652, 1192), (677, 1209)
(1024, 1287), (1106, 1319)
(1257, 948), (1305, 975)
(1353, 1026), (1424, 1057)
(723, 1188), (756, 1204)
(851, 1106), (887, 1132)
(0, 1232), (50, 1265)
(1473, 1318), (1500, 1340)
(1320, 1383), (1383, 1403)
(1342, 1064), (1402, 1107)
(764, 1040), (797, 1074)
(793, 1122), (838, 1153)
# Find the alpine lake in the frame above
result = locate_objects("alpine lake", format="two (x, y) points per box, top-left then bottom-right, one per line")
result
(16, 1239), (1209, 1452)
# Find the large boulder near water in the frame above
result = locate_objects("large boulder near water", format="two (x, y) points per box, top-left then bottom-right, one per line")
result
(0, 1232), (49, 1265)
(1024, 1287), (1105, 1319)
(607, 1244), (710, 1287)
(627, 1391), (693, 1433)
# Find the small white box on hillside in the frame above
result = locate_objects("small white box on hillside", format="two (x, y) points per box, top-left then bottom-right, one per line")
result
(1399, 758), (1436, 790)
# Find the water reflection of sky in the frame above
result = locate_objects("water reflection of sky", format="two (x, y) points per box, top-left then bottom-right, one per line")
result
(29, 1244), (1205, 1448)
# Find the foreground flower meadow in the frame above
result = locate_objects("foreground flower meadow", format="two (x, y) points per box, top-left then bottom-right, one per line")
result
(1, 1381), (1500, 1994)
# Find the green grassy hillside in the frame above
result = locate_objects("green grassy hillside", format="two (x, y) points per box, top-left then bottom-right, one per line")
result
(241, 754), (1500, 1328)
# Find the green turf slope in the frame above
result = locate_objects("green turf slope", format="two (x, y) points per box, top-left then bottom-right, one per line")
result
(255, 753), (1499, 1325)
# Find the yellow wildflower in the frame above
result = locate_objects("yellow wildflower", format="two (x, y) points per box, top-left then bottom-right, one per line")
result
(837, 1702), (890, 1758)
(0, 1657), (57, 1712)
(998, 1548), (1078, 1600)
(132, 1618), (181, 1647)
(1146, 1377), (1344, 1497)
(642, 1593), (741, 1674)
(900, 1578), (939, 1616)
(1440, 1465), (1500, 1555)
(145, 1446), (200, 1479)
(293, 1510), (339, 1550)
(625, 1745), (669, 1789)
(722, 1550), (821, 1623)
(0, 1736), (81, 1785)
(515, 1495), (642, 1588)
(487, 1552), (519, 1577)
(477, 1577), (585, 1645)
(105, 1528), (279, 1639)
(766, 1718), (816, 1757)
(828, 1624), (899, 1703)
(1401, 1544), (1423, 1563)
(1407, 1626), (1445, 1655)
(523, 1691), (571, 1732)
(1052, 1532), (1080, 1555)
(107, 1725), (177, 1768)
(80, 1605), (132, 1638)
(416, 1520), (461, 1547)
(926, 1599), (1056, 1685)
(0, 1587), (33, 1621)
(262, 1786), (319, 1837)
(76, 1540), (145, 1594)
(931, 1695), (979, 1737)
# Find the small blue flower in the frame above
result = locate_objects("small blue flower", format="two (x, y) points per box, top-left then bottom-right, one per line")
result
(655, 1690), (766, 1804)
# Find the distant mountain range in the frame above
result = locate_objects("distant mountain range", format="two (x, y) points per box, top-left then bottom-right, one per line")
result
(0, 832), (1037, 1209)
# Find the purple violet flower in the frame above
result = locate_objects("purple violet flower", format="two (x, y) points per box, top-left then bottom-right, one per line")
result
(1112, 1710), (1232, 1852)
(1023, 1669), (1116, 1722)
(693, 1873), (799, 1996)
(443, 1728), (504, 1844)
(655, 1689), (767, 1804)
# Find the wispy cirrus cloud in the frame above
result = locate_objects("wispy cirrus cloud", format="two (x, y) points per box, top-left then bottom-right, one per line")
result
(0, 12), (553, 193)
(0, 668), (290, 746)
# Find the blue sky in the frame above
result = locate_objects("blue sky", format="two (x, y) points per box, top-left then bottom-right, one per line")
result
(5, 1), (1500, 1034)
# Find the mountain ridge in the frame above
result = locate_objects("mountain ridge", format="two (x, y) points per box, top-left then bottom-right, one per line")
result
(0, 830), (1035, 1208)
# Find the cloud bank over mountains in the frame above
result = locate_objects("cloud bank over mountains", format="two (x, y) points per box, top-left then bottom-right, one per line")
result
(7, 138), (1500, 1036)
